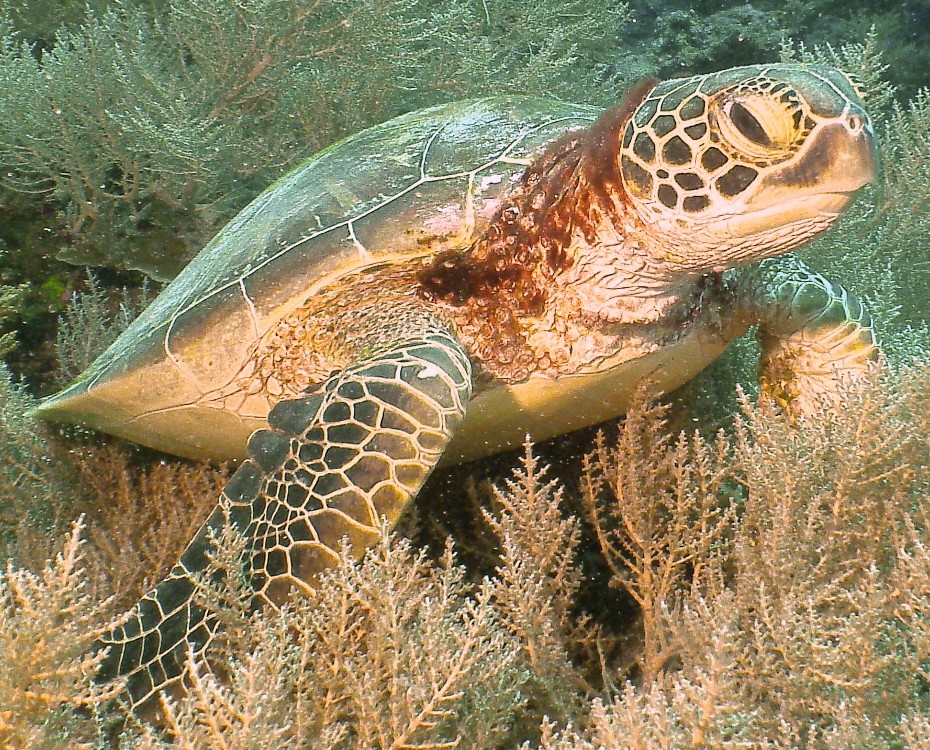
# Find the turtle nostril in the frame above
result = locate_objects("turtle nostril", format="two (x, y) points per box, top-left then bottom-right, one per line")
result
(847, 114), (863, 134)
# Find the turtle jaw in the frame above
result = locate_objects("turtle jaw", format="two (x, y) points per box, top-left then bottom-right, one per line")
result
(714, 189), (859, 253)
(746, 118), (877, 214)
(651, 185), (865, 273)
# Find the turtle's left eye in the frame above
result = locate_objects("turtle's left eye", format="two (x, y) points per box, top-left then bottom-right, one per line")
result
(715, 90), (802, 158)
(727, 101), (771, 147)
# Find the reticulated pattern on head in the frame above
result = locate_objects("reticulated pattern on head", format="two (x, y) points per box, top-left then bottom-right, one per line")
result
(621, 76), (814, 212)
(618, 64), (875, 271)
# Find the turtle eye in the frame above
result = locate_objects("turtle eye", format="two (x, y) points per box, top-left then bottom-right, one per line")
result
(727, 101), (771, 147)
(715, 90), (801, 158)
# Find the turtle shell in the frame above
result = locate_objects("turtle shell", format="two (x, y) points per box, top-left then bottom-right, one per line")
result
(38, 96), (599, 459)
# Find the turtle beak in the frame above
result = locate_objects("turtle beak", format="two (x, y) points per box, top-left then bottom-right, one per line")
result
(831, 110), (877, 193)
(768, 106), (877, 197)
(730, 110), (876, 241)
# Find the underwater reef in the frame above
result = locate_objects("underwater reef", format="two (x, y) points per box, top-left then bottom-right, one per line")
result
(4, 364), (930, 747)
(0, 0), (929, 746)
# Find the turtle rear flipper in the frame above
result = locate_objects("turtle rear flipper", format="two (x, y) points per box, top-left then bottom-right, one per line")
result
(97, 327), (472, 708)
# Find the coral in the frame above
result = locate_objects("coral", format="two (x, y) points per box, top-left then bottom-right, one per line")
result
(0, 0), (632, 280)
(579, 394), (735, 686)
(0, 363), (70, 565)
(521, 361), (930, 749)
(120, 522), (532, 749)
(0, 283), (26, 357)
(0, 360), (224, 606)
(285, 534), (527, 749)
(62, 442), (227, 611)
(53, 273), (155, 386)
(480, 444), (592, 724)
(0, 0), (126, 45)
(2, 359), (930, 745)
(0, 519), (122, 749)
(902, 716), (930, 750)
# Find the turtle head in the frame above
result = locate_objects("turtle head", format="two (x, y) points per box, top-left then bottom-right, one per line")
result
(619, 64), (876, 271)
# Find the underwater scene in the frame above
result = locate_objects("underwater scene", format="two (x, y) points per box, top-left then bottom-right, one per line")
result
(1, 0), (930, 746)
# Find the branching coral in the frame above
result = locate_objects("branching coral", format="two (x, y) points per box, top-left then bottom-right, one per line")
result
(3, 361), (930, 746)
(63, 442), (228, 611)
(579, 393), (734, 687)
(556, 361), (930, 747)
(117, 524), (531, 749)
(481, 443), (592, 722)
(54, 273), (155, 387)
(0, 519), (123, 749)
(0, 0), (632, 279)
(0, 364), (71, 564)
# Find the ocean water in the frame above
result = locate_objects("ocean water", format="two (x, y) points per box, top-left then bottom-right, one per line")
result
(1, 1), (929, 745)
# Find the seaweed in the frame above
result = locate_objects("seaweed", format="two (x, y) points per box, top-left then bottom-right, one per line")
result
(3, 363), (930, 745)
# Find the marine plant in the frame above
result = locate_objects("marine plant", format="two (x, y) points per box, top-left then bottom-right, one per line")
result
(0, 0), (631, 280)
(3, 361), (930, 746)
(1, 1), (930, 747)
(53, 273), (153, 386)
(0, 362), (67, 560)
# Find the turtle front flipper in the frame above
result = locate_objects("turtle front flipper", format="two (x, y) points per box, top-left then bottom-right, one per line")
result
(97, 327), (472, 708)
(741, 255), (878, 416)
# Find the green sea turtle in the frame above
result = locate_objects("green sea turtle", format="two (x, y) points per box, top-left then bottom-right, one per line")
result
(37, 64), (877, 706)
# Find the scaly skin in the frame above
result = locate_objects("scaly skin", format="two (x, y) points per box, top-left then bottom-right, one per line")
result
(742, 255), (878, 414)
(97, 317), (472, 706)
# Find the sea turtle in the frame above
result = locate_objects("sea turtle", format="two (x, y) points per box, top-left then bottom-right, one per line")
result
(37, 64), (877, 706)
